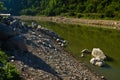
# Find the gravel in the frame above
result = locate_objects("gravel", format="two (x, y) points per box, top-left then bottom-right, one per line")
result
(4, 18), (106, 80)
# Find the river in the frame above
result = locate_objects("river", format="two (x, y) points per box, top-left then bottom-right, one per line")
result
(34, 20), (120, 80)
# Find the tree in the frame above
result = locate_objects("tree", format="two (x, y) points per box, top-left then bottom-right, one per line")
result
(0, 1), (6, 12)
(1, 0), (120, 18)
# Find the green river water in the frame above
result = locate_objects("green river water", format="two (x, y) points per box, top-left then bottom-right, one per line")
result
(38, 21), (120, 80)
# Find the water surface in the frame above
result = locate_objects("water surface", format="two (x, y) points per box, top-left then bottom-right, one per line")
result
(38, 21), (120, 80)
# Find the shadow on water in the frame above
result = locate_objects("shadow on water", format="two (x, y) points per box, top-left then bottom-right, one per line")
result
(105, 55), (114, 62)
(6, 50), (62, 80)
(102, 63), (111, 69)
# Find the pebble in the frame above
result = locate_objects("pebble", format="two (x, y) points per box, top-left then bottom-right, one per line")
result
(11, 59), (14, 62)
(84, 78), (88, 80)
(101, 76), (105, 79)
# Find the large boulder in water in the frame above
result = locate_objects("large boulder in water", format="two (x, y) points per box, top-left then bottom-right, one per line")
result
(91, 48), (106, 60)
(90, 58), (105, 67)
(90, 48), (106, 67)
(5, 35), (27, 51)
(0, 23), (17, 41)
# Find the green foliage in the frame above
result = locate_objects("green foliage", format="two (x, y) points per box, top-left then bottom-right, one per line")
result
(0, 51), (21, 80)
(1, 0), (120, 19)
(104, 2), (120, 18)
(0, 1), (6, 12)
(0, 51), (7, 64)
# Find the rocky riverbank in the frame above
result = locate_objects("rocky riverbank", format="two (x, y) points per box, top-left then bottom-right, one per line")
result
(0, 16), (106, 80)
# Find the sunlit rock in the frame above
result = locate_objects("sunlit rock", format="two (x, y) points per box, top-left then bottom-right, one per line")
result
(91, 48), (106, 60)
(90, 57), (105, 67)
(81, 49), (91, 57)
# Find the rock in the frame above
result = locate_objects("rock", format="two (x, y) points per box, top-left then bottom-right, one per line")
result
(60, 43), (64, 47)
(90, 58), (105, 67)
(10, 59), (14, 62)
(56, 38), (60, 42)
(101, 76), (105, 79)
(81, 49), (91, 57)
(0, 23), (17, 40)
(21, 22), (27, 27)
(84, 77), (88, 80)
(81, 49), (91, 54)
(63, 40), (66, 44)
(10, 19), (23, 34)
(91, 48), (106, 60)
(37, 25), (42, 29)
(90, 58), (96, 65)
(95, 61), (104, 67)
(81, 54), (84, 57)
(32, 21), (38, 28)
(8, 56), (15, 62)
(6, 35), (27, 51)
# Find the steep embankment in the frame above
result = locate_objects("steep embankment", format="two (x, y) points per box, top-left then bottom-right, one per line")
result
(0, 17), (105, 80)
(15, 16), (120, 30)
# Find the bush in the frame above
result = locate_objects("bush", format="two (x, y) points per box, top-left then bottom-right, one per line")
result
(0, 51), (21, 80)
(76, 13), (83, 18)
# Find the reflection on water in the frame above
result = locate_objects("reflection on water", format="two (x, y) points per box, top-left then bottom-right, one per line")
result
(38, 21), (120, 80)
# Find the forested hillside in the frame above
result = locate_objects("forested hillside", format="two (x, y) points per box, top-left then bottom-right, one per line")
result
(0, 1), (6, 11)
(1, 0), (120, 18)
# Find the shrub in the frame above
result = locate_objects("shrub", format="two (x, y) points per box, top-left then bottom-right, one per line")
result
(0, 51), (21, 80)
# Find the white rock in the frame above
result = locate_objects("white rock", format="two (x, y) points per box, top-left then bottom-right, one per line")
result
(81, 54), (84, 57)
(37, 25), (42, 29)
(63, 40), (66, 43)
(61, 43), (64, 47)
(95, 57), (102, 61)
(56, 38), (60, 42)
(81, 49), (90, 54)
(91, 48), (106, 60)
(90, 57), (105, 67)
(95, 61), (104, 67)
(11, 60), (14, 62)
(90, 58), (96, 65)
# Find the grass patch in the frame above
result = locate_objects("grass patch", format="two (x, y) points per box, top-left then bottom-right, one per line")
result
(0, 50), (21, 80)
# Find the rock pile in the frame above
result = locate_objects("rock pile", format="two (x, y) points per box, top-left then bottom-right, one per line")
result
(81, 48), (107, 67)
(0, 16), (105, 80)
(90, 48), (106, 67)
(0, 17), (27, 51)
(38, 26), (67, 47)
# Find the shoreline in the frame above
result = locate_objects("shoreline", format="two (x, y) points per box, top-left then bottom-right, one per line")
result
(15, 16), (120, 30)
(12, 16), (107, 80)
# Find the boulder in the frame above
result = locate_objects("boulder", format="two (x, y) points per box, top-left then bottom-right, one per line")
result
(90, 58), (105, 67)
(6, 35), (27, 51)
(10, 19), (22, 34)
(32, 21), (38, 28)
(81, 49), (91, 57)
(95, 61), (105, 67)
(81, 49), (91, 54)
(0, 23), (17, 40)
(90, 58), (96, 65)
(91, 48), (106, 60)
